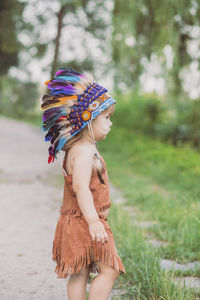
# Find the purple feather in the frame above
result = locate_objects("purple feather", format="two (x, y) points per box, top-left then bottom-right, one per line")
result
(55, 70), (63, 76)
(51, 79), (67, 83)
(48, 81), (71, 87)
(43, 107), (62, 121)
(57, 68), (82, 76)
(50, 85), (75, 92)
(48, 146), (54, 156)
(49, 85), (73, 90)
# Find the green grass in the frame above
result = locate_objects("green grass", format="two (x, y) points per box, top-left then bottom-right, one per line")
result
(108, 204), (198, 299)
(97, 127), (200, 267)
(98, 127), (200, 265)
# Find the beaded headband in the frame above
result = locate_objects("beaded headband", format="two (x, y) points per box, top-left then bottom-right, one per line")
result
(40, 67), (116, 163)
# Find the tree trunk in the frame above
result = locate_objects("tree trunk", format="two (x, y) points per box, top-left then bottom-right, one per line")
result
(50, 5), (67, 79)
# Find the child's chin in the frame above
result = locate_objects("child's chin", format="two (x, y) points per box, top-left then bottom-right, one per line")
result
(98, 135), (106, 141)
(97, 133), (108, 140)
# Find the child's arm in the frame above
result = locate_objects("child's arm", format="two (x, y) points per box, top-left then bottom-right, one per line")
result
(71, 146), (108, 244)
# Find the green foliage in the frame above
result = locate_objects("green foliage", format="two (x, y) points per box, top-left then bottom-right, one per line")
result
(0, 0), (26, 75)
(98, 125), (200, 264)
(36, 0), (111, 76)
(112, 0), (200, 95)
(154, 99), (200, 148)
(113, 92), (200, 150)
(113, 91), (165, 136)
(0, 76), (39, 118)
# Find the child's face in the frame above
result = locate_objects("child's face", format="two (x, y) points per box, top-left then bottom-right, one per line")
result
(92, 109), (112, 141)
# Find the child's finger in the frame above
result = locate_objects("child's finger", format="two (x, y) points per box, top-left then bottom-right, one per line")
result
(100, 233), (105, 244)
(101, 237), (105, 244)
(104, 232), (108, 242)
(96, 232), (101, 242)
(101, 232), (108, 244)
(91, 232), (95, 241)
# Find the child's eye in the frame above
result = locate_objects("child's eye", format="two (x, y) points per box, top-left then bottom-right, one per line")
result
(106, 115), (110, 119)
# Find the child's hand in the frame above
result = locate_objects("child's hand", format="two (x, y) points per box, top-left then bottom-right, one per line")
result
(89, 220), (109, 245)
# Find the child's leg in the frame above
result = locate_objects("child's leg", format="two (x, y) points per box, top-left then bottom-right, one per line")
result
(88, 261), (120, 300)
(67, 265), (90, 300)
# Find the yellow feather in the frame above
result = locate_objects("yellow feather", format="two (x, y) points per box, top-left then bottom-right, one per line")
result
(41, 99), (76, 111)
(44, 80), (51, 85)
(58, 95), (77, 101)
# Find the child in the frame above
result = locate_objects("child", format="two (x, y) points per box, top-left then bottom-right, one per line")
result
(40, 68), (126, 300)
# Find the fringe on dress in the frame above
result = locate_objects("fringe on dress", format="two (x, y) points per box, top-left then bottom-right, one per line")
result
(52, 212), (126, 279)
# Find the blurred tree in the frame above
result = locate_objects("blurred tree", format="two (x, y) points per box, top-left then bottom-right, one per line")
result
(6, 0), (112, 85)
(0, 75), (39, 117)
(0, 0), (110, 117)
(0, 0), (40, 118)
(51, 2), (76, 78)
(0, 0), (26, 75)
(50, 0), (110, 77)
(112, 0), (200, 97)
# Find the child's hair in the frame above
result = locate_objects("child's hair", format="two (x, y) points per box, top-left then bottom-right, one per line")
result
(62, 104), (115, 174)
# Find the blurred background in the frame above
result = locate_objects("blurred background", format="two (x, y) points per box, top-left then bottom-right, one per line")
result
(1, 0), (200, 150)
(1, 1), (200, 298)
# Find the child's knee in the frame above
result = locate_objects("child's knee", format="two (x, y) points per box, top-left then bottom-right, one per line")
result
(71, 265), (90, 279)
(96, 261), (120, 279)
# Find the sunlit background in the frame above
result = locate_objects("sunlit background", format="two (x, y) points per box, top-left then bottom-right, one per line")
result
(1, 0), (200, 150)
(1, 1), (200, 298)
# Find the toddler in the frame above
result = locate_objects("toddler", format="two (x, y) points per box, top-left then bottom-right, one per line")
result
(41, 68), (126, 300)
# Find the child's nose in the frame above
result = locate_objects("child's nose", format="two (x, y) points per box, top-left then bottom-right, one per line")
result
(109, 120), (112, 126)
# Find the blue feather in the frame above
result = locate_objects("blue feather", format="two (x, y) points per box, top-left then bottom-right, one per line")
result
(55, 136), (68, 153)
(57, 76), (81, 82)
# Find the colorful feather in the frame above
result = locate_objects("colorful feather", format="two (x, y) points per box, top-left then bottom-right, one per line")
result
(41, 66), (114, 163)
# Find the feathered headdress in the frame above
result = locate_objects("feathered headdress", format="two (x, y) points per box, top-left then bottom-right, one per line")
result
(40, 67), (116, 163)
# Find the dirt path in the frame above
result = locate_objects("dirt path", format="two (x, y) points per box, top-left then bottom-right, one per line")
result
(0, 116), (67, 299)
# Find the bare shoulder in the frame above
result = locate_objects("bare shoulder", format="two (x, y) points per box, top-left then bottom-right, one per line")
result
(70, 144), (96, 190)
(73, 144), (94, 156)
(66, 144), (95, 175)
(70, 144), (95, 162)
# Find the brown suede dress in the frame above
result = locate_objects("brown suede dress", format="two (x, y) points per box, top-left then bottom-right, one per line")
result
(52, 153), (126, 279)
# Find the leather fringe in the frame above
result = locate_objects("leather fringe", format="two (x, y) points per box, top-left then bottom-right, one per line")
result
(98, 203), (111, 213)
(52, 243), (125, 279)
(59, 203), (111, 217)
(59, 207), (82, 216)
